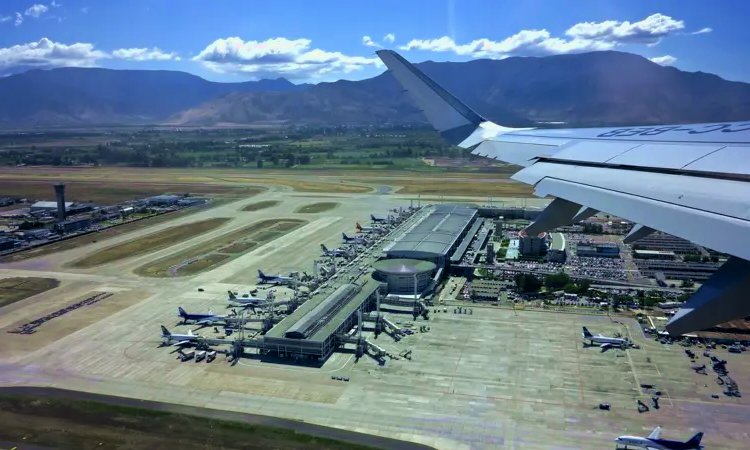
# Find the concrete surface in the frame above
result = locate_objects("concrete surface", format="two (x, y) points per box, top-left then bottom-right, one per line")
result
(0, 189), (746, 449)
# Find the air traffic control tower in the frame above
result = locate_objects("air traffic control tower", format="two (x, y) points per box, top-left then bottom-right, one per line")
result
(54, 182), (66, 222)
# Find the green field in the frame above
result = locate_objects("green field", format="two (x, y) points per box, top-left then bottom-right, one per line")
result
(0, 277), (60, 308)
(134, 218), (307, 277)
(241, 200), (281, 212)
(295, 202), (340, 214)
(69, 217), (231, 268)
(0, 393), (393, 450)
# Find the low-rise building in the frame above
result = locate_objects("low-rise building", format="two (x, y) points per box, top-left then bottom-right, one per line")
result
(634, 249), (676, 260)
(576, 242), (620, 258)
(56, 217), (92, 233)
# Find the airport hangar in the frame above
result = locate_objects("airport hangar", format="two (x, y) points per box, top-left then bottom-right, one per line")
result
(258, 203), (480, 361)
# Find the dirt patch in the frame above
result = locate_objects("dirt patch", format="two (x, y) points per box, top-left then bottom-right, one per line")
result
(68, 217), (231, 268)
(0, 392), (401, 450)
(135, 218), (307, 277)
(0, 199), (235, 264)
(241, 200), (281, 212)
(273, 180), (371, 193)
(295, 202), (340, 214)
(0, 277), (59, 308)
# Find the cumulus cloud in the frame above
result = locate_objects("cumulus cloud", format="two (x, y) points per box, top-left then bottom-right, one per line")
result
(0, 37), (109, 76)
(383, 33), (395, 44)
(362, 35), (381, 48)
(650, 55), (677, 66)
(112, 47), (180, 61)
(193, 37), (382, 80)
(14, 12), (23, 26)
(565, 13), (685, 45)
(25, 4), (49, 17)
(400, 13), (706, 59)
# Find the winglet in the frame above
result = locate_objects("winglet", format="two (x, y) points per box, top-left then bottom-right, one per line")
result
(377, 49), (486, 145)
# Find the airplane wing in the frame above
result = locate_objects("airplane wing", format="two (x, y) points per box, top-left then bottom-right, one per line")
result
(648, 427), (662, 439)
(377, 49), (750, 336)
(171, 340), (193, 347)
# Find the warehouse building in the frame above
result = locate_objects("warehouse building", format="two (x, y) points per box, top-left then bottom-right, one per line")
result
(634, 259), (721, 281)
(146, 195), (181, 206)
(385, 203), (478, 269)
(372, 259), (436, 294)
(632, 232), (703, 255)
(56, 217), (92, 233)
(471, 279), (512, 301)
(262, 279), (381, 360)
(576, 242), (620, 258)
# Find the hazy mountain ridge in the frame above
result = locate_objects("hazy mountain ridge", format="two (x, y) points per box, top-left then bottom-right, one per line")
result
(3, 51), (750, 127)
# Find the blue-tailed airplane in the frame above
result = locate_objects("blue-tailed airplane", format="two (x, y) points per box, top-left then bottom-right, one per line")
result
(177, 307), (227, 326)
(321, 244), (348, 257)
(371, 214), (390, 224)
(160, 325), (201, 346)
(614, 427), (703, 449)
(257, 269), (294, 286)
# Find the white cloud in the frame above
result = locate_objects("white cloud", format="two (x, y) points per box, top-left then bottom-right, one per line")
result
(0, 15), (12, 23)
(400, 13), (707, 59)
(565, 13), (684, 45)
(14, 12), (23, 26)
(0, 38), (109, 75)
(25, 4), (49, 18)
(81, 7), (88, 14)
(383, 33), (395, 44)
(362, 35), (381, 48)
(112, 47), (180, 61)
(650, 55), (677, 66)
(193, 37), (382, 80)
(692, 27), (712, 35)
(51, 0), (62, 7)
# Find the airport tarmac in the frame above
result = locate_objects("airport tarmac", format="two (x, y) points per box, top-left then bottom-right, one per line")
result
(2, 191), (745, 449)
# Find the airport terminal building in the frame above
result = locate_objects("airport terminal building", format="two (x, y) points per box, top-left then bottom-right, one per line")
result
(384, 203), (478, 269)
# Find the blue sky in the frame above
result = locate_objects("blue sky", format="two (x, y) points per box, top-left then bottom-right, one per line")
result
(0, 0), (745, 83)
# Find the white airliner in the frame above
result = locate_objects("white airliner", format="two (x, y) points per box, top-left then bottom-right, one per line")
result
(257, 269), (294, 285)
(376, 49), (750, 335)
(342, 232), (369, 245)
(615, 427), (703, 449)
(582, 327), (631, 350)
(227, 290), (271, 307)
(356, 222), (385, 235)
(160, 325), (200, 346)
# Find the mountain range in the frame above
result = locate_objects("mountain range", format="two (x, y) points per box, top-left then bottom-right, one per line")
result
(2, 51), (750, 128)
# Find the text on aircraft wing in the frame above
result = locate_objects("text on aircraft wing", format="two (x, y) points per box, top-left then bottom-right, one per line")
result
(648, 427), (662, 440)
(376, 49), (750, 336)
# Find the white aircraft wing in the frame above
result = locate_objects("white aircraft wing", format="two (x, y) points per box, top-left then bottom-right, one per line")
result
(377, 49), (750, 336)
(648, 427), (662, 440)
(171, 340), (193, 347)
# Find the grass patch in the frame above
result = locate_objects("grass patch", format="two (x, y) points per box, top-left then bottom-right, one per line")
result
(219, 242), (257, 253)
(177, 253), (231, 276)
(134, 218), (307, 277)
(241, 200), (281, 212)
(295, 202), (340, 214)
(0, 277), (60, 308)
(0, 394), (387, 450)
(69, 217), (230, 268)
(0, 199), (235, 263)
